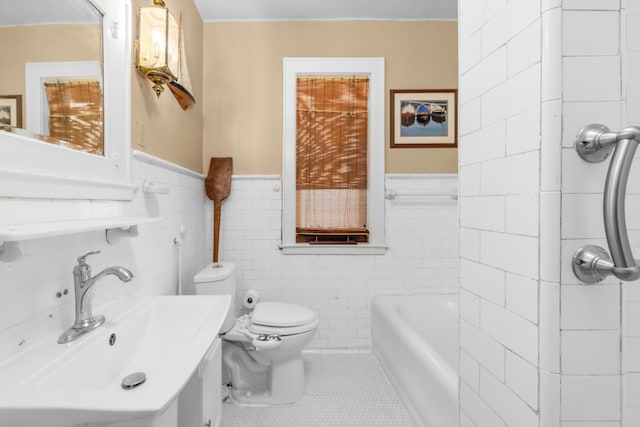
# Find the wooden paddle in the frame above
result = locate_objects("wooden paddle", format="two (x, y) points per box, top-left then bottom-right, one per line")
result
(205, 157), (232, 263)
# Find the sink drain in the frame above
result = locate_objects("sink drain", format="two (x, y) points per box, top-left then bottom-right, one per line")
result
(121, 372), (146, 390)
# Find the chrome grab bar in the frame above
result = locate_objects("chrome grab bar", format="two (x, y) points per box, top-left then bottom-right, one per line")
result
(572, 124), (640, 283)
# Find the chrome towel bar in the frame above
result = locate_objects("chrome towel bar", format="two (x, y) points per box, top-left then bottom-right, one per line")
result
(573, 124), (640, 283)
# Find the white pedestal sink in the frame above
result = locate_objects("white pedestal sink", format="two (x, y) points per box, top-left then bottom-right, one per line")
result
(0, 295), (231, 427)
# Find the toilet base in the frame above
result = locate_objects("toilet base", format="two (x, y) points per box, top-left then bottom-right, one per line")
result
(222, 341), (307, 405)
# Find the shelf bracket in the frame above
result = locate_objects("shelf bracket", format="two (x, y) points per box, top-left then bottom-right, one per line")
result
(106, 225), (139, 245)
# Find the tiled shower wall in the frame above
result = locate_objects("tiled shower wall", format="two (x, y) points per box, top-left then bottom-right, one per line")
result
(560, 1), (625, 425)
(622, 1), (640, 425)
(458, 0), (556, 426)
(460, 0), (640, 426)
(207, 174), (459, 350)
(0, 155), (207, 362)
(560, 1), (640, 426)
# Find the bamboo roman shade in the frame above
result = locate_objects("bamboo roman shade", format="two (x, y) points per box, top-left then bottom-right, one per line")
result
(295, 76), (369, 243)
(44, 80), (104, 155)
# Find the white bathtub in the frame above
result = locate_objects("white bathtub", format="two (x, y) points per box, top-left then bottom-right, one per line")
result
(372, 294), (459, 427)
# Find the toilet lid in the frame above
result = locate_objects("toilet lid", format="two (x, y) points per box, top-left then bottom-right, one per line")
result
(250, 302), (317, 328)
(193, 261), (235, 282)
(249, 318), (318, 336)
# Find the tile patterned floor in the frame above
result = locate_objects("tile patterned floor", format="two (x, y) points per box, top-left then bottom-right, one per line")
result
(220, 352), (414, 427)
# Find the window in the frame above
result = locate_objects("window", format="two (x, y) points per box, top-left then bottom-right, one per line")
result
(281, 58), (385, 254)
(44, 79), (104, 154)
(25, 61), (104, 155)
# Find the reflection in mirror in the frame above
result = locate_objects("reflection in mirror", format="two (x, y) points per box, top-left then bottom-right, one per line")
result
(0, 0), (104, 156)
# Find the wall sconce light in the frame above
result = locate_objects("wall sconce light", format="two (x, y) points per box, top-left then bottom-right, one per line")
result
(135, 0), (180, 97)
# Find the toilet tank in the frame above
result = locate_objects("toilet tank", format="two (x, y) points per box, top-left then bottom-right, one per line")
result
(194, 261), (236, 333)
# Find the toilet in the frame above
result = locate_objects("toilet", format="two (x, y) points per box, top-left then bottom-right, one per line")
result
(194, 261), (318, 405)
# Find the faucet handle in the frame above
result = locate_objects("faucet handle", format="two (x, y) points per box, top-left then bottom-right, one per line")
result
(77, 250), (101, 265)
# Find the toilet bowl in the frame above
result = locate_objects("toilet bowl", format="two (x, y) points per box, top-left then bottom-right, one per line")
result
(194, 262), (318, 405)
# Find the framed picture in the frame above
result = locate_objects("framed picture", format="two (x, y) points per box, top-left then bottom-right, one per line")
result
(390, 89), (457, 148)
(0, 95), (23, 128)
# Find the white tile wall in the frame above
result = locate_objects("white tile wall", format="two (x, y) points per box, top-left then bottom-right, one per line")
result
(561, 284), (621, 329)
(458, 120), (506, 166)
(206, 174), (459, 350)
(460, 348), (480, 392)
(505, 107), (541, 156)
(481, 64), (542, 127)
(460, 381), (507, 427)
(505, 273), (538, 324)
(0, 156), (208, 362)
(505, 350), (539, 409)
(561, 330), (621, 375)
(563, 56), (621, 102)
(460, 289), (481, 327)
(563, 11), (620, 56)
(561, 2), (631, 425)
(540, 282), (561, 374)
(459, 259), (506, 306)
(480, 368), (538, 427)
(561, 376), (621, 421)
(460, 0), (640, 424)
(540, 192), (562, 282)
(480, 299), (538, 365)
(540, 371), (561, 427)
(542, 9), (562, 103)
(458, 0), (551, 425)
(563, 0), (621, 10)
(507, 20), (541, 78)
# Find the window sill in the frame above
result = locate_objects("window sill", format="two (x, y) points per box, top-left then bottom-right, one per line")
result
(278, 244), (387, 255)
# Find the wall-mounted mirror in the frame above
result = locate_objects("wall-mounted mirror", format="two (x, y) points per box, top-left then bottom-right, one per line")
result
(0, 0), (134, 201)
(0, 0), (104, 155)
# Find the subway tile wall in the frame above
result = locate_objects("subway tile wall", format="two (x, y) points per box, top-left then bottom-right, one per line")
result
(0, 156), (207, 362)
(461, 0), (640, 426)
(206, 174), (459, 350)
(561, 1), (624, 426)
(458, 0), (549, 425)
(624, 1), (640, 425)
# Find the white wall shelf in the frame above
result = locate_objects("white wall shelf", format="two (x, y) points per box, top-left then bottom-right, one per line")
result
(0, 216), (161, 244)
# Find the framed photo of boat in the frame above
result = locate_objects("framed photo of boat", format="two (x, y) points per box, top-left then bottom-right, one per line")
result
(390, 89), (457, 148)
(0, 95), (22, 129)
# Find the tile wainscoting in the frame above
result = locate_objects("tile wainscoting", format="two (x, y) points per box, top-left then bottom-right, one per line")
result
(207, 173), (459, 350)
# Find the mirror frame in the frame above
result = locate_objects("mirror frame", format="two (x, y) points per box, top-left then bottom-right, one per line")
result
(0, 0), (134, 201)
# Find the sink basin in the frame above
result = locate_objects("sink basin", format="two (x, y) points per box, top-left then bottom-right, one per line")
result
(0, 295), (231, 426)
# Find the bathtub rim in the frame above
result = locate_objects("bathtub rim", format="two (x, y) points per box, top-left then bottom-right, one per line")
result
(371, 292), (459, 423)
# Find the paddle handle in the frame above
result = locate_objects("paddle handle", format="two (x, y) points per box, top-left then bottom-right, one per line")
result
(213, 201), (222, 263)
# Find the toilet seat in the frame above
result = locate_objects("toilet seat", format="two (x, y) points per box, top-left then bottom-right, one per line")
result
(223, 302), (318, 344)
(249, 302), (318, 336)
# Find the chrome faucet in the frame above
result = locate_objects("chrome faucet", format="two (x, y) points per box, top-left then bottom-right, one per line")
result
(58, 251), (134, 344)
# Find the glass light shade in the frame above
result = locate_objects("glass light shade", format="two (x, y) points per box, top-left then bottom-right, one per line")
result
(136, 4), (180, 97)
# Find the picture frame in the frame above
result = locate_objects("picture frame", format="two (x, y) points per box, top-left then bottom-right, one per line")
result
(0, 95), (23, 128)
(390, 89), (457, 148)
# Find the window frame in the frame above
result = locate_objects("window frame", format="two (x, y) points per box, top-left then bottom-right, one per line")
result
(281, 57), (386, 255)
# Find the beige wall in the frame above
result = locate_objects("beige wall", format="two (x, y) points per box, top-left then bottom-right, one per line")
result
(202, 21), (458, 175)
(0, 24), (100, 129)
(131, 0), (204, 173)
(2, 18), (457, 175)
